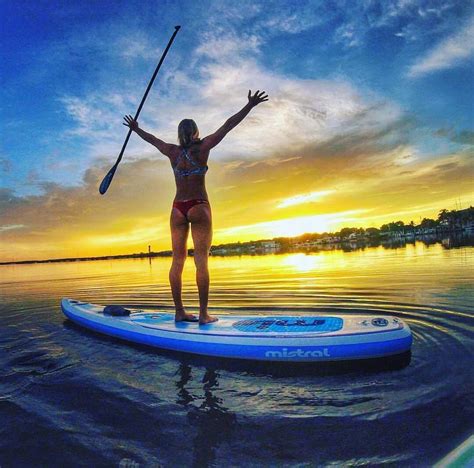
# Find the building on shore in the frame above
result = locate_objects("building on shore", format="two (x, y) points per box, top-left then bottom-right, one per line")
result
(262, 240), (279, 250)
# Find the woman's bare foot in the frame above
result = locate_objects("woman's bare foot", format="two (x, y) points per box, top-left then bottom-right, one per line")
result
(175, 309), (199, 322)
(199, 314), (219, 325)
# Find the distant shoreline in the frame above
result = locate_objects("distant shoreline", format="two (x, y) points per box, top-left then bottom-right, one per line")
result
(0, 251), (173, 266)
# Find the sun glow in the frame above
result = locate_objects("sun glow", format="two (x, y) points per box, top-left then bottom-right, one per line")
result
(215, 209), (370, 242)
(282, 253), (325, 272)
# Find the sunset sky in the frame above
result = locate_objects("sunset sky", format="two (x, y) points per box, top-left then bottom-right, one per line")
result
(1, 0), (473, 261)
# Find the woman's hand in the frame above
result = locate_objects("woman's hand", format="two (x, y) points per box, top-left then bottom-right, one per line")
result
(248, 90), (269, 107)
(123, 114), (139, 131)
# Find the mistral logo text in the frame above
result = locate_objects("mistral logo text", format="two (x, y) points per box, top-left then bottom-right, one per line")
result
(265, 348), (331, 358)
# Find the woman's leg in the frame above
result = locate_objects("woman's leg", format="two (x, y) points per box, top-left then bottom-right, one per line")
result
(188, 203), (218, 324)
(169, 208), (198, 322)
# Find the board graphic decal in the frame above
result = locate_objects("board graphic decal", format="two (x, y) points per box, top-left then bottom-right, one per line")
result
(232, 317), (343, 333)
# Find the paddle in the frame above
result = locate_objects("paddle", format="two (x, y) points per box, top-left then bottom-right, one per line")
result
(99, 25), (181, 195)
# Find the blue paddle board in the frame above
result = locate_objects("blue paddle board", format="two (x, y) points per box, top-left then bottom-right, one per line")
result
(61, 298), (412, 362)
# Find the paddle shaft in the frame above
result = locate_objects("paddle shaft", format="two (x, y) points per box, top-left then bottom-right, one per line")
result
(99, 25), (181, 194)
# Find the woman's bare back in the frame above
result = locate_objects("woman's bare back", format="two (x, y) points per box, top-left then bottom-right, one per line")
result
(170, 142), (210, 201)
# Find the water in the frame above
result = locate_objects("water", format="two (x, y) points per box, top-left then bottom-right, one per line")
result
(1, 242), (473, 467)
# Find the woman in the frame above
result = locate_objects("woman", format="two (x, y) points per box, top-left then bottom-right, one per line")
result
(123, 90), (269, 324)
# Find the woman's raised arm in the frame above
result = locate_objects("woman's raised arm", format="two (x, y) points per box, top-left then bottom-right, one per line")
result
(123, 115), (176, 157)
(201, 90), (269, 150)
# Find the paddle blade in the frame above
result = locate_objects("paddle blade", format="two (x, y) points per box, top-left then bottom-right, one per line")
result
(99, 164), (117, 195)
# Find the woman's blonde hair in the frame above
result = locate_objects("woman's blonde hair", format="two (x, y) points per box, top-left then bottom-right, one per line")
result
(178, 119), (199, 147)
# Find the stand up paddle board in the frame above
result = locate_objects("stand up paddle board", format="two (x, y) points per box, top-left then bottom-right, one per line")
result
(61, 298), (412, 362)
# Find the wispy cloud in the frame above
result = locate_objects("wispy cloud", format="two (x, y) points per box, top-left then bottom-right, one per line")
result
(334, 23), (362, 48)
(407, 15), (474, 77)
(194, 32), (262, 60)
(434, 128), (474, 145)
(0, 224), (25, 232)
(277, 190), (335, 208)
(330, 0), (457, 48)
(0, 156), (12, 173)
(259, 3), (327, 35)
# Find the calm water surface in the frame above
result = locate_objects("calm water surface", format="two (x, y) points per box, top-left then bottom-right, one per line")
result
(1, 242), (473, 467)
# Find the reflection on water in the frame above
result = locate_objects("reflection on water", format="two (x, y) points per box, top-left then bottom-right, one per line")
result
(176, 364), (237, 467)
(0, 241), (473, 466)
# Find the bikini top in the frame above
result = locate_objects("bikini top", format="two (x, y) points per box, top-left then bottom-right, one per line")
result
(173, 146), (208, 178)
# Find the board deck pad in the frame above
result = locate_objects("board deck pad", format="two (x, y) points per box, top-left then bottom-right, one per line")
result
(232, 317), (343, 333)
(129, 312), (346, 336)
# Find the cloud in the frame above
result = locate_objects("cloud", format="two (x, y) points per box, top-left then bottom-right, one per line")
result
(259, 3), (327, 34)
(205, 0), (325, 36)
(192, 60), (403, 160)
(194, 32), (262, 61)
(435, 128), (474, 146)
(328, 0), (457, 48)
(334, 23), (363, 48)
(277, 190), (335, 208)
(0, 156), (12, 173)
(451, 131), (474, 146)
(0, 224), (25, 232)
(407, 15), (474, 77)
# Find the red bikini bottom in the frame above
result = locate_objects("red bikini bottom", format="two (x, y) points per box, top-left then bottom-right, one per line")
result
(172, 199), (209, 219)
